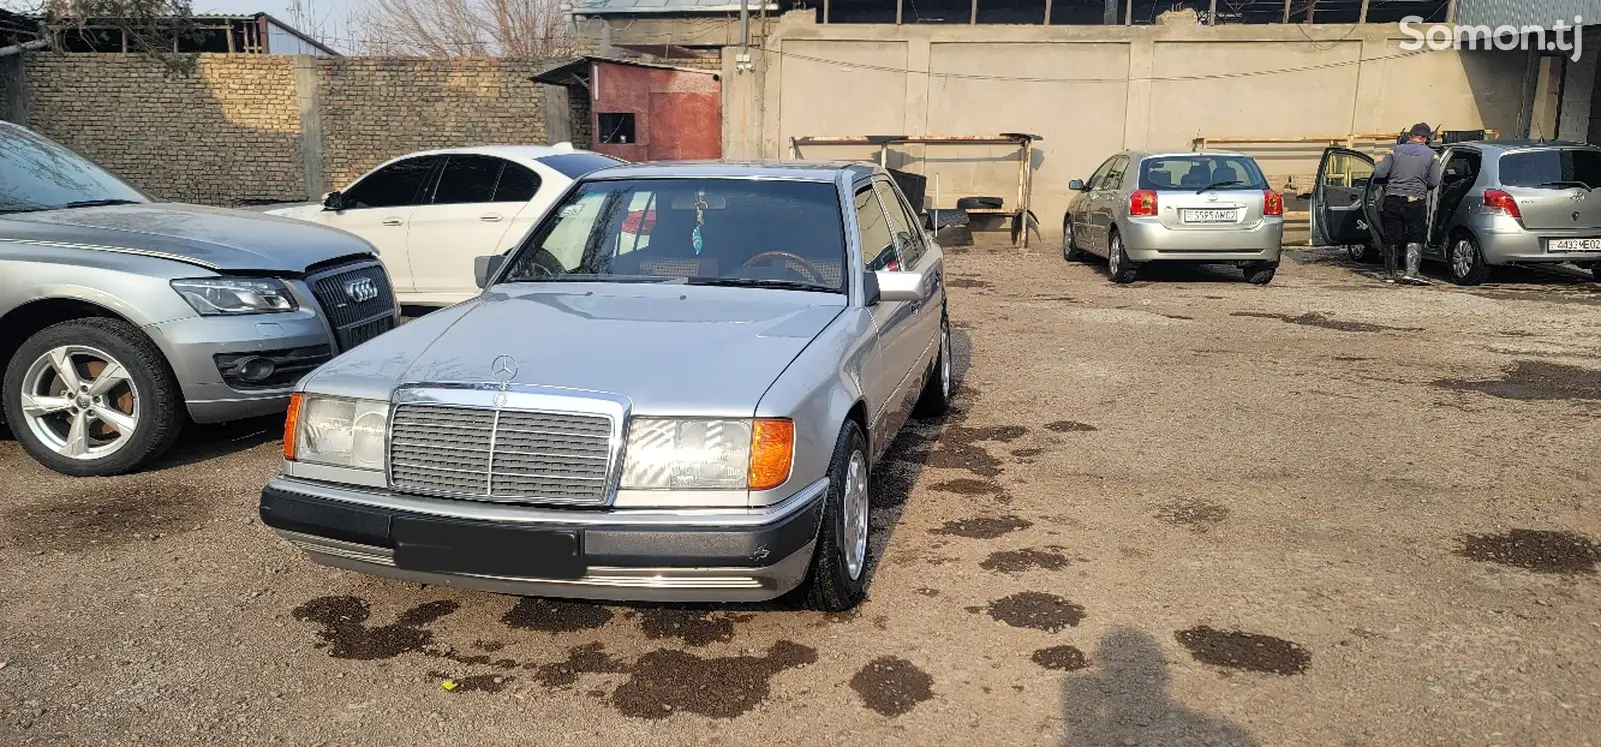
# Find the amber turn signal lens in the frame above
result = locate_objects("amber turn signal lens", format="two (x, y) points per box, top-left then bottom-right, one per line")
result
(748, 418), (795, 491)
(283, 392), (303, 461)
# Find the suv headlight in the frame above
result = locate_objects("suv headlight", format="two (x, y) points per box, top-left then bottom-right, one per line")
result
(171, 277), (297, 315)
(621, 418), (794, 491)
(284, 394), (388, 471)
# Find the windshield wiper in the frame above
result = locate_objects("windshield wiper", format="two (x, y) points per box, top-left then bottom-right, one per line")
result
(508, 273), (673, 284)
(684, 277), (833, 292)
(59, 199), (142, 209)
(1195, 180), (1244, 194)
(1534, 180), (1593, 189)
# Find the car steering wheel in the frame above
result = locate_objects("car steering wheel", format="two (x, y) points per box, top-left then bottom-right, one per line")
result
(741, 251), (827, 285)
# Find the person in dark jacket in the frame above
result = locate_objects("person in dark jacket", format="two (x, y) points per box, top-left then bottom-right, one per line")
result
(1372, 122), (1445, 285)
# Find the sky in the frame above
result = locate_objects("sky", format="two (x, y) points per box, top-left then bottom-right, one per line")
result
(198, 0), (357, 50)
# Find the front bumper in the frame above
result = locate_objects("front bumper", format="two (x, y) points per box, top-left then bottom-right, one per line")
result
(1121, 217), (1284, 263)
(259, 476), (827, 602)
(145, 312), (334, 424)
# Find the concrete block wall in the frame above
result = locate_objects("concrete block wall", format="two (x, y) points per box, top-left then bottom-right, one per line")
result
(8, 53), (568, 205)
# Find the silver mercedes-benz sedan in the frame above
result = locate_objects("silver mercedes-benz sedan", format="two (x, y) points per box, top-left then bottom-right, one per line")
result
(259, 161), (952, 611)
(1063, 150), (1285, 284)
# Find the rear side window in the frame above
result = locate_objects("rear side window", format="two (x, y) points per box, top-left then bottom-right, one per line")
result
(1499, 149), (1601, 189)
(540, 153), (626, 179)
(1140, 156), (1267, 191)
(494, 163), (541, 202)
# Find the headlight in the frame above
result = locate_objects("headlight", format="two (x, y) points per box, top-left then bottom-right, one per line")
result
(285, 394), (388, 471)
(171, 277), (297, 315)
(621, 418), (793, 491)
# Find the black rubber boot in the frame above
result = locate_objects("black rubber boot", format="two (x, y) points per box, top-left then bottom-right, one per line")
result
(1402, 243), (1431, 285)
(1382, 244), (1400, 283)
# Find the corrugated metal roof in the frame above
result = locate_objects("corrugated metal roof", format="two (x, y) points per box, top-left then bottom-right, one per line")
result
(570, 0), (779, 14)
(1455, 0), (1601, 25)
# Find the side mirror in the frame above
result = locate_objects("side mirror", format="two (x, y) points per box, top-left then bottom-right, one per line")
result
(874, 269), (927, 303)
(1069, 179), (1086, 191)
(322, 191), (345, 211)
(863, 269), (882, 306)
(474, 255), (506, 289)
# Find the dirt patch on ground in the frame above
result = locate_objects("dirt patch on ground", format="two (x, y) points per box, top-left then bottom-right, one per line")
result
(633, 608), (752, 647)
(1044, 421), (1098, 433)
(1232, 311), (1423, 334)
(1031, 645), (1089, 672)
(849, 656), (934, 717)
(931, 515), (1032, 539)
(930, 478), (1004, 495)
(1434, 361), (1601, 402)
(530, 643), (629, 688)
(610, 641), (818, 719)
(980, 547), (1072, 573)
(0, 477), (212, 553)
(980, 592), (1086, 633)
(500, 598), (616, 633)
(1457, 529), (1601, 575)
(1175, 626), (1311, 676)
(948, 278), (994, 289)
(1154, 498), (1231, 532)
(291, 597), (458, 661)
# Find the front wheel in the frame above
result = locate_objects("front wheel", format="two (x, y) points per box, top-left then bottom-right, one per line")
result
(1448, 234), (1490, 286)
(1107, 231), (1139, 284)
(798, 420), (872, 611)
(2, 318), (185, 476)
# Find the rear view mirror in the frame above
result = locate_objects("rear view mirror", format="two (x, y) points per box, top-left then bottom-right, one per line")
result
(474, 255), (506, 289)
(322, 191), (345, 211)
(668, 193), (728, 210)
(1069, 179), (1086, 191)
(874, 270), (927, 303)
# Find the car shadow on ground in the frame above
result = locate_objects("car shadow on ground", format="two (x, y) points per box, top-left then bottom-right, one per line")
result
(1289, 246), (1601, 289)
(1078, 255), (1255, 285)
(1060, 628), (1261, 747)
(146, 413), (285, 470)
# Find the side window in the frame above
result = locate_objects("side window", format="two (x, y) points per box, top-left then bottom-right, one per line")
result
(1085, 158), (1116, 191)
(874, 179), (923, 268)
(855, 185), (899, 272)
(342, 156), (439, 209)
(1323, 151), (1375, 190)
(1100, 156), (1129, 190)
(494, 163), (541, 202)
(431, 155), (503, 205)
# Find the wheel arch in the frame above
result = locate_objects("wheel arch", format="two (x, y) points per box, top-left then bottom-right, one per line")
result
(0, 299), (179, 417)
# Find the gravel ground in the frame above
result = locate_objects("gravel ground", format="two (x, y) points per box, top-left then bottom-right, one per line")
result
(3, 246), (1600, 746)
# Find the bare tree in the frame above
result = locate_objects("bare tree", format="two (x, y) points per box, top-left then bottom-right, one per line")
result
(3, 0), (202, 70)
(346, 0), (573, 58)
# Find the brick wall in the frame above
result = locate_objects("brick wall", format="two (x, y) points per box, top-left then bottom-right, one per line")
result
(20, 54), (303, 204)
(11, 53), (575, 205)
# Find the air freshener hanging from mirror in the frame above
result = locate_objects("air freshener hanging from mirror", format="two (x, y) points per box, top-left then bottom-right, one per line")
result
(692, 190), (707, 255)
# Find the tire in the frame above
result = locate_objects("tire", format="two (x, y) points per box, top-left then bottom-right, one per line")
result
(956, 196), (1003, 210)
(798, 420), (872, 612)
(1348, 242), (1380, 263)
(1062, 217), (1085, 261)
(1448, 233), (1490, 286)
(913, 312), (953, 418)
(1243, 261), (1278, 285)
(2, 318), (185, 476)
(1107, 231), (1139, 284)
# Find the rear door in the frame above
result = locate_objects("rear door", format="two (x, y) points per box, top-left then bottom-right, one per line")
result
(1311, 148), (1380, 246)
(1087, 156), (1129, 254)
(405, 155), (528, 301)
(1075, 157), (1118, 254)
(1494, 147), (1601, 232)
(1141, 154), (1267, 231)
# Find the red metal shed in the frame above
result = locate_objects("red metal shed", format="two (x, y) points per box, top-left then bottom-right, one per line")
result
(535, 56), (722, 162)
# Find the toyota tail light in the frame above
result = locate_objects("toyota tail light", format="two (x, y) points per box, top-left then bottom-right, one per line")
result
(1483, 189), (1522, 222)
(1129, 190), (1158, 217)
(1264, 190), (1284, 216)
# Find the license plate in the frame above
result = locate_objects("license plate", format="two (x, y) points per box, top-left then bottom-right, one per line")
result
(391, 518), (585, 579)
(1548, 238), (1601, 252)
(1182, 209), (1240, 223)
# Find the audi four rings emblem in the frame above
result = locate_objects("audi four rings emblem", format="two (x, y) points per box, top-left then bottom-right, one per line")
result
(491, 355), (517, 407)
(343, 277), (379, 303)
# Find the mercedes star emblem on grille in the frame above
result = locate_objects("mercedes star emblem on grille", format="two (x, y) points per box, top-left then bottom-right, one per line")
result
(491, 355), (518, 383)
(343, 277), (379, 303)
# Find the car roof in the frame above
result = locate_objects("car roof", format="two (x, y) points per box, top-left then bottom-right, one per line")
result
(583, 160), (877, 182)
(1134, 150), (1252, 160)
(1462, 139), (1600, 152)
(397, 144), (606, 164)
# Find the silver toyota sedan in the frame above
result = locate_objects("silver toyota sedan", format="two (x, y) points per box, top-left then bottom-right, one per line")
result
(1062, 150), (1285, 284)
(259, 161), (951, 611)
(1311, 139), (1601, 285)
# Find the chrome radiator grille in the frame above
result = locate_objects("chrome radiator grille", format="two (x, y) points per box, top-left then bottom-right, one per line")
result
(388, 404), (615, 504)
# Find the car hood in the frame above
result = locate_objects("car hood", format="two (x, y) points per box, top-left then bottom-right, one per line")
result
(257, 203), (323, 220)
(0, 202), (374, 272)
(306, 283), (847, 416)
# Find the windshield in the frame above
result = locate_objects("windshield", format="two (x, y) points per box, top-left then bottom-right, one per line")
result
(1499, 149), (1601, 189)
(500, 177), (848, 293)
(1139, 155), (1268, 190)
(0, 124), (149, 214)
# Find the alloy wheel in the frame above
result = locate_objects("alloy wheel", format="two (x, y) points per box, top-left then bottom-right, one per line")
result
(842, 450), (870, 581)
(19, 345), (140, 460)
(1452, 239), (1474, 279)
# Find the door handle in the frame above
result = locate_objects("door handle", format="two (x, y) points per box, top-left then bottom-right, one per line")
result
(480, 214), (503, 222)
(381, 218), (403, 226)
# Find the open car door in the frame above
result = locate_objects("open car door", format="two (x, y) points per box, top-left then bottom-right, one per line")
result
(1311, 147), (1385, 261)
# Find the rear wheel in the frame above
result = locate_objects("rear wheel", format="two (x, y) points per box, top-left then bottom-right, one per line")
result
(1243, 261), (1278, 285)
(2, 318), (185, 476)
(913, 313), (952, 418)
(1062, 217), (1084, 261)
(1448, 233), (1490, 286)
(1107, 231), (1139, 284)
(798, 420), (871, 611)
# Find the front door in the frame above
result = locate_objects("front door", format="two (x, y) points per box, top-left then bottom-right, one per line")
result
(854, 182), (918, 441)
(874, 177), (941, 404)
(1311, 148), (1381, 248)
(311, 155), (442, 296)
